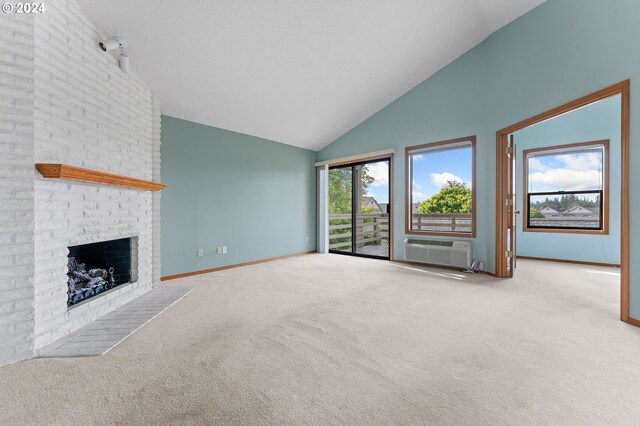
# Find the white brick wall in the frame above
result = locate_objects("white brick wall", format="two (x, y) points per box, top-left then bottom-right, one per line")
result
(0, 13), (36, 366)
(152, 94), (161, 286)
(31, 0), (157, 350)
(0, 0), (161, 363)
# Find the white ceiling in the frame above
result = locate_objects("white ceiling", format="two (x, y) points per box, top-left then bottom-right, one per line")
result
(77, 0), (544, 151)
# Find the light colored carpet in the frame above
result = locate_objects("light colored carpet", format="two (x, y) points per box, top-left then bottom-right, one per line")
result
(0, 254), (639, 425)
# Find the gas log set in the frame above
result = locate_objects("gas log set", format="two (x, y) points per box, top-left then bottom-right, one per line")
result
(67, 256), (117, 306)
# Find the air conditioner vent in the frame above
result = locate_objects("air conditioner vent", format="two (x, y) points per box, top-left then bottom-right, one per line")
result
(404, 238), (471, 268)
(406, 239), (454, 247)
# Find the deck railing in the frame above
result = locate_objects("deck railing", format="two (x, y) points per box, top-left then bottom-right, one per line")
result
(329, 213), (473, 251)
(328, 213), (389, 250)
(410, 213), (472, 233)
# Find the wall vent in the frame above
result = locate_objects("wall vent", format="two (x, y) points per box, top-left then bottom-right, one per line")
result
(404, 238), (471, 268)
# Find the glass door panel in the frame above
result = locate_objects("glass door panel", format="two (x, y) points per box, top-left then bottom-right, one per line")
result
(354, 160), (390, 258)
(328, 166), (353, 254)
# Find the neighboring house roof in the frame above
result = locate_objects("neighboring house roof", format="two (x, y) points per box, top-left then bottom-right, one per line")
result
(361, 196), (383, 213)
(540, 207), (562, 217)
(564, 206), (597, 216)
(540, 207), (559, 213)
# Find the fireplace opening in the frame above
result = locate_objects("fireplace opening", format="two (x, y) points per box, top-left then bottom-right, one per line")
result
(67, 237), (138, 307)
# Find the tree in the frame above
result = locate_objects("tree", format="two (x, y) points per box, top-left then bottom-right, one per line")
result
(529, 208), (544, 218)
(328, 168), (353, 214)
(328, 166), (377, 248)
(417, 180), (471, 214)
(530, 193), (599, 212)
(328, 166), (375, 214)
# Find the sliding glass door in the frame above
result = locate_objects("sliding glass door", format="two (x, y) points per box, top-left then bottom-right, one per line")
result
(328, 158), (390, 260)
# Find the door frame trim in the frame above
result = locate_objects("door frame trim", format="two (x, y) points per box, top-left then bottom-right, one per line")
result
(494, 80), (631, 323)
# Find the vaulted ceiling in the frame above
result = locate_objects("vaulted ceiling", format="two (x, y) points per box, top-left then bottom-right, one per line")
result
(78, 0), (545, 150)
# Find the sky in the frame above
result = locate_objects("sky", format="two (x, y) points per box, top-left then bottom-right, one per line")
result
(363, 160), (390, 204)
(364, 148), (473, 205)
(363, 146), (603, 206)
(410, 147), (472, 203)
(527, 150), (603, 193)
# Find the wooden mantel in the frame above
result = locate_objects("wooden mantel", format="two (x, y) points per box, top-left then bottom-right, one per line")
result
(35, 163), (166, 191)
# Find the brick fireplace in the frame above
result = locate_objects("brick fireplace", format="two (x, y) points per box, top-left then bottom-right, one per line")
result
(33, 176), (157, 350)
(67, 237), (138, 307)
(0, 0), (162, 366)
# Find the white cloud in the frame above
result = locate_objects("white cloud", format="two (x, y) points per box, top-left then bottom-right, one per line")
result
(365, 162), (388, 187)
(529, 152), (602, 191)
(430, 172), (464, 188)
(412, 154), (424, 161)
(530, 169), (601, 191)
(412, 191), (427, 200)
(528, 157), (547, 172)
(556, 152), (601, 172)
(411, 180), (428, 200)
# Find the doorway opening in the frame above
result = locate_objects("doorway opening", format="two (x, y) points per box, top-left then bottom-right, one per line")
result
(328, 158), (391, 260)
(495, 80), (631, 324)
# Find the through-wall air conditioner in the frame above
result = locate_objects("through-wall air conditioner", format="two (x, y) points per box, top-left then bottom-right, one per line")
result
(404, 238), (472, 269)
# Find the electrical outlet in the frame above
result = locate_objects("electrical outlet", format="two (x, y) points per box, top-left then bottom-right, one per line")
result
(395, 241), (400, 249)
(222, 246), (227, 254)
(216, 247), (222, 255)
(197, 248), (204, 257)
(305, 236), (309, 242)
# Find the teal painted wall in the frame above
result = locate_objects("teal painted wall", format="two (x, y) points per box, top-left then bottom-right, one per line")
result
(514, 95), (621, 264)
(318, 0), (640, 317)
(161, 116), (317, 277)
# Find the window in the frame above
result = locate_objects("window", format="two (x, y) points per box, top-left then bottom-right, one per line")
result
(405, 136), (475, 237)
(523, 140), (609, 233)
